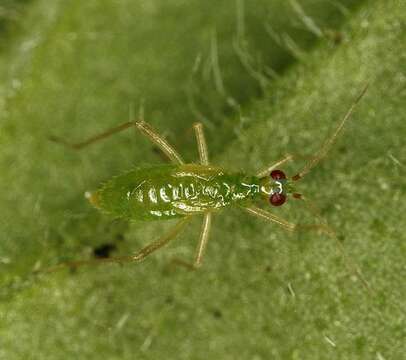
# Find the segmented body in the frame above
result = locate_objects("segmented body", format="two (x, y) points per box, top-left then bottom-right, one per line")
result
(47, 87), (368, 274)
(95, 164), (261, 221)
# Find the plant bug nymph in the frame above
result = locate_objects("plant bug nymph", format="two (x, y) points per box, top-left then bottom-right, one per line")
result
(48, 85), (368, 273)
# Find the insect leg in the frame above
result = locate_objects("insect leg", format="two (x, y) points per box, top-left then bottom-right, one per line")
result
(194, 212), (212, 266)
(50, 120), (185, 164)
(240, 205), (333, 235)
(42, 216), (192, 273)
(193, 122), (209, 165)
(49, 121), (134, 150)
(241, 204), (379, 299)
(135, 121), (184, 164)
(244, 208), (399, 317)
(172, 212), (212, 270)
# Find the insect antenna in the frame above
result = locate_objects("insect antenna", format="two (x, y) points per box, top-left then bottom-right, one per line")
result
(292, 84), (369, 181)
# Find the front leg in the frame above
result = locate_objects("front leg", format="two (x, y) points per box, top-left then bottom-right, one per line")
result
(240, 204), (333, 235)
(241, 203), (374, 296)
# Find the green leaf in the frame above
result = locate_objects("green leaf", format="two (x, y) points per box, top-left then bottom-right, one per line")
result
(0, 0), (404, 359)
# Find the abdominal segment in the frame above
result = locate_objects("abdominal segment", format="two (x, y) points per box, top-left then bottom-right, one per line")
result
(97, 165), (259, 221)
(129, 179), (231, 217)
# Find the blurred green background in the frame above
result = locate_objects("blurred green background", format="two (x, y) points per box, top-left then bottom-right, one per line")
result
(0, 0), (405, 359)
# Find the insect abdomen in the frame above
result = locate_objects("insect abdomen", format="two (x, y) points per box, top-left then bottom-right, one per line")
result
(95, 165), (180, 220)
(94, 164), (260, 221)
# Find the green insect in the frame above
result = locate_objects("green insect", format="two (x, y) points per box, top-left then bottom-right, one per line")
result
(49, 86), (368, 272)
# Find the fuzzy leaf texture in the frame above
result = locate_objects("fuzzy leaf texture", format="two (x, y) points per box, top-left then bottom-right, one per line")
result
(0, 0), (405, 359)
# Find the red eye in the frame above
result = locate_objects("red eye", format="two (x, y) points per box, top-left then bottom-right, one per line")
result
(270, 193), (286, 206)
(270, 169), (286, 180)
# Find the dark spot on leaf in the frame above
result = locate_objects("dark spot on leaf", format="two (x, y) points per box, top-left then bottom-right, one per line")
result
(337, 234), (345, 243)
(115, 233), (125, 241)
(370, 218), (388, 234)
(212, 308), (222, 319)
(93, 243), (117, 258)
(314, 318), (327, 331)
(354, 335), (367, 350)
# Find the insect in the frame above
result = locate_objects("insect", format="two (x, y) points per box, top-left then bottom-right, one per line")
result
(49, 85), (368, 273)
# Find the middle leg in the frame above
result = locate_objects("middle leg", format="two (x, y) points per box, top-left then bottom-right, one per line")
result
(193, 122), (209, 165)
(171, 212), (212, 270)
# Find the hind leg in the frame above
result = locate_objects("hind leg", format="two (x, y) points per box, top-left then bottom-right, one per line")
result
(42, 217), (192, 273)
(50, 120), (185, 164)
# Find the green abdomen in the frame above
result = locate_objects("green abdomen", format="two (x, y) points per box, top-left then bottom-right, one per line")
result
(95, 164), (260, 221)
